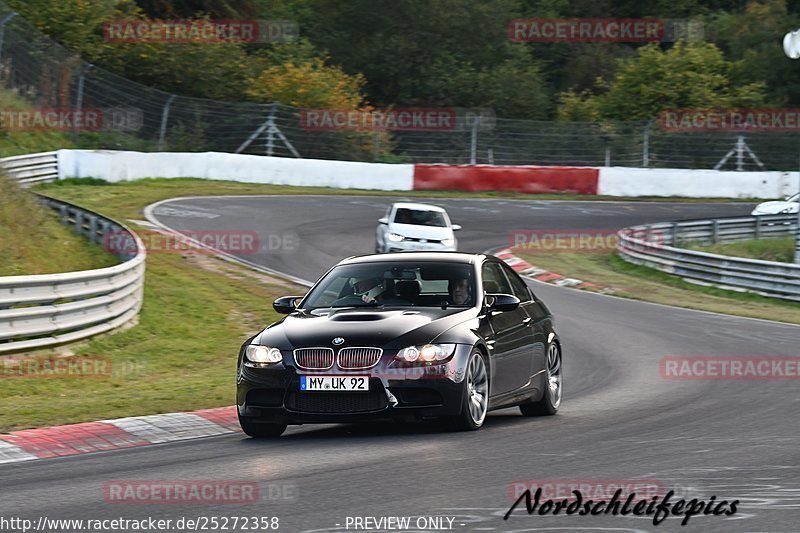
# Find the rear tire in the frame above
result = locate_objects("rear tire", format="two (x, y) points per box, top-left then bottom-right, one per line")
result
(238, 413), (287, 438)
(447, 349), (489, 431)
(520, 341), (562, 416)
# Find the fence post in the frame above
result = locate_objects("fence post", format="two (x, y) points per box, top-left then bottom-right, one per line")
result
(265, 103), (277, 156)
(795, 171), (800, 263)
(0, 12), (17, 59)
(373, 130), (382, 161)
(642, 120), (652, 168)
(158, 94), (176, 151)
(711, 219), (719, 244)
(736, 136), (744, 171)
(469, 118), (478, 164)
(72, 64), (94, 143)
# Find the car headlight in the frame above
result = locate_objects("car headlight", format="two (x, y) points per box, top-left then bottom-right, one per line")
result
(396, 343), (456, 363)
(387, 233), (404, 242)
(441, 238), (455, 247)
(245, 345), (283, 364)
(780, 208), (792, 214)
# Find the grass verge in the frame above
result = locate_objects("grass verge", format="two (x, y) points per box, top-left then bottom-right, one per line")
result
(0, 173), (117, 275)
(685, 237), (794, 263)
(513, 248), (800, 324)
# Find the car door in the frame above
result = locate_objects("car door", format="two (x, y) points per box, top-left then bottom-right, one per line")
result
(500, 262), (546, 383)
(481, 261), (535, 395)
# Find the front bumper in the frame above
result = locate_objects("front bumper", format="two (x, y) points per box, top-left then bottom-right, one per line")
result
(384, 240), (456, 253)
(237, 345), (470, 424)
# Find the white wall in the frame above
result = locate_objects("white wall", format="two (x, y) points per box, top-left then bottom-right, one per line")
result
(55, 150), (799, 198)
(598, 167), (800, 199)
(57, 150), (415, 191)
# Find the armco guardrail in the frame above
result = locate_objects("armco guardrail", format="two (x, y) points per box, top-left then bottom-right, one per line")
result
(0, 151), (58, 185)
(617, 214), (800, 301)
(0, 156), (145, 354)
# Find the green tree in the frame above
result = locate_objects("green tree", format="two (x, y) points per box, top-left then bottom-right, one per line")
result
(707, 0), (800, 106)
(303, 0), (552, 118)
(558, 41), (767, 121)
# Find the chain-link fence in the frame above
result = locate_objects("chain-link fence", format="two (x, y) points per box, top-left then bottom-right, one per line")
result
(0, 2), (799, 170)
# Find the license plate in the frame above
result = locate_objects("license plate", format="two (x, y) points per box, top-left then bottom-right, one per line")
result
(300, 376), (369, 392)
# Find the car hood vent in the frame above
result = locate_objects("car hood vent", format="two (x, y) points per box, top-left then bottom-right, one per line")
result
(328, 313), (385, 322)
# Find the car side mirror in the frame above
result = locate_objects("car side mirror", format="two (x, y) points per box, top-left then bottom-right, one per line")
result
(273, 296), (303, 314)
(452, 224), (462, 231)
(485, 293), (520, 312)
(378, 217), (389, 225)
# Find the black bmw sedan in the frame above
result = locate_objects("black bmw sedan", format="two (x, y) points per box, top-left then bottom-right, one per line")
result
(236, 252), (562, 437)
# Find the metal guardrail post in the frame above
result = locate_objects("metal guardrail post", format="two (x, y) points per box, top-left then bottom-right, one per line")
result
(711, 219), (719, 244)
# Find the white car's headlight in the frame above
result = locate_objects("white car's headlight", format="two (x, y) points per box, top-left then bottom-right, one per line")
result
(245, 345), (283, 364)
(441, 238), (455, 247)
(387, 233), (404, 242)
(396, 343), (456, 363)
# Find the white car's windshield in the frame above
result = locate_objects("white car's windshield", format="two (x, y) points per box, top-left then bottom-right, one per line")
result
(788, 193), (800, 202)
(393, 208), (447, 227)
(301, 262), (474, 309)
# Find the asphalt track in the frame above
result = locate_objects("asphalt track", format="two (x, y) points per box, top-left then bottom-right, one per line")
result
(3, 196), (800, 533)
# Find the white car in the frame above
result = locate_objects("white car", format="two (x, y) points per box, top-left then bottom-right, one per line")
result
(751, 193), (799, 215)
(375, 202), (461, 253)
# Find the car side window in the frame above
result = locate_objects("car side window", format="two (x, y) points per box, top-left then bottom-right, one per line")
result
(481, 262), (513, 295)
(500, 263), (531, 302)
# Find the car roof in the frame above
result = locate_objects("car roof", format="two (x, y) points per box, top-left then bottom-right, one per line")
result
(391, 202), (447, 212)
(339, 252), (485, 266)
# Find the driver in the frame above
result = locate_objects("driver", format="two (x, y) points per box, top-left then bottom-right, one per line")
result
(448, 276), (471, 305)
(352, 276), (387, 303)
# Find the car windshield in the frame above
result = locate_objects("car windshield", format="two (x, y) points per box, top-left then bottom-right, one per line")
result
(393, 208), (447, 227)
(788, 193), (799, 202)
(301, 262), (475, 309)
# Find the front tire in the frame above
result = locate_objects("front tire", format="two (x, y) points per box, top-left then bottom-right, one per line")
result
(238, 413), (287, 438)
(520, 341), (562, 416)
(448, 349), (489, 431)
